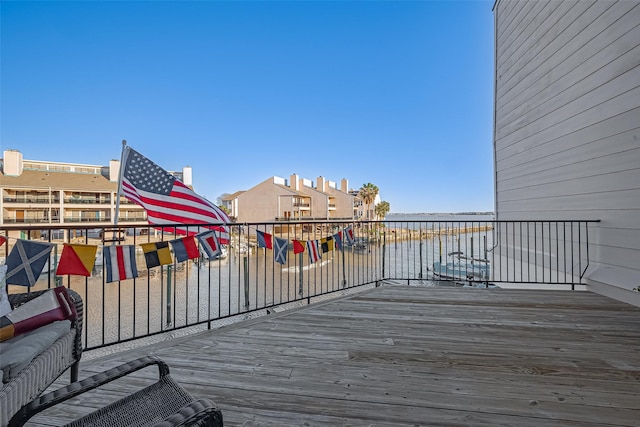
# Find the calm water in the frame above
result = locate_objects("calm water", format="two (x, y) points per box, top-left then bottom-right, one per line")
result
(15, 214), (496, 350)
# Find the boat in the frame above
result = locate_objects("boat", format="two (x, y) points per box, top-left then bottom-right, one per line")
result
(432, 251), (490, 282)
(195, 246), (228, 268)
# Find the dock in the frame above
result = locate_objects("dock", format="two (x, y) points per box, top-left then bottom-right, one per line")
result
(31, 282), (640, 426)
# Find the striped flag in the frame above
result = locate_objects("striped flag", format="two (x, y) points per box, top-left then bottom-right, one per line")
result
(56, 244), (98, 276)
(196, 230), (222, 259)
(274, 237), (288, 265)
(119, 146), (230, 242)
(306, 240), (321, 263)
(170, 236), (200, 263)
(104, 245), (138, 283)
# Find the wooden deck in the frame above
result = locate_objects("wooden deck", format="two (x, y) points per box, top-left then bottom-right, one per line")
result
(31, 282), (640, 426)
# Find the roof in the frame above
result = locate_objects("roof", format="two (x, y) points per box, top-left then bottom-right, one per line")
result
(221, 190), (246, 201)
(0, 169), (117, 192)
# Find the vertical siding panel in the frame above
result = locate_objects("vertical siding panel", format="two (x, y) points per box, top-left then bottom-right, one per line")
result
(493, 0), (640, 296)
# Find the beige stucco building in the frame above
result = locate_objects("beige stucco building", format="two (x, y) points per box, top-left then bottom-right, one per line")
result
(222, 174), (357, 223)
(0, 149), (189, 227)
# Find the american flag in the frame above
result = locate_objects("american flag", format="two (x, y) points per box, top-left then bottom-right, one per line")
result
(120, 146), (230, 241)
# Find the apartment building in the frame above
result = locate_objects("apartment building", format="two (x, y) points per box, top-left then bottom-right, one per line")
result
(222, 174), (357, 223)
(0, 149), (188, 227)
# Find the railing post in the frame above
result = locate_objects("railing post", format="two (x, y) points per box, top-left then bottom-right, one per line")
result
(243, 255), (250, 309)
(419, 241), (423, 279)
(165, 264), (172, 327)
(341, 245), (347, 288)
(299, 252), (304, 296)
(382, 231), (386, 279)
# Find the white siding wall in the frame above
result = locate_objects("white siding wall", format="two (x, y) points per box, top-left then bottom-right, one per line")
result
(493, 0), (640, 302)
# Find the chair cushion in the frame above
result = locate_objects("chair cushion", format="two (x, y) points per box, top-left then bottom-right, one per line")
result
(0, 265), (11, 317)
(0, 320), (71, 383)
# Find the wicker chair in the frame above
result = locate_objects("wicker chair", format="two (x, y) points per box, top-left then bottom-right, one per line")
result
(10, 356), (223, 427)
(1, 289), (83, 427)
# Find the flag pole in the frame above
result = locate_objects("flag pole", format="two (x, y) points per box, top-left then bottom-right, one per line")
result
(113, 140), (128, 240)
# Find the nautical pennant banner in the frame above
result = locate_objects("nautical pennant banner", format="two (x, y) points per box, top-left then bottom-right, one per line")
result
(256, 230), (273, 249)
(274, 237), (288, 265)
(140, 241), (173, 269)
(56, 243), (98, 276)
(293, 240), (305, 254)
(170, 236), (200, 263)
(1, 223), (358, 284)
(344, 225), (355, 245)
(320, 236), (334, 253)
(196, 230), (222, 259)
(5, 240), (54, 287)
(104, 245), (138, 283)
(306, 240), (321, 263)
(334, 232), (343, 251)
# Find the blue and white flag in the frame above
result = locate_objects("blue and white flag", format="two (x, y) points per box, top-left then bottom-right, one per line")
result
(274, 237), (288, 265)
(5, 239), (54, 287)
(196, 230), (222, 259)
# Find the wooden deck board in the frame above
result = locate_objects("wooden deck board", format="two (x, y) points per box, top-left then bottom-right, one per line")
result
(29, 284), (640, 426)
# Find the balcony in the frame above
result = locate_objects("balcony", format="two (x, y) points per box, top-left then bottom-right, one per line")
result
(38, 284), (640, 425)
(63, 198), (111, 204)
(4, 219), (637, 426)
(3, 196), (59, 204)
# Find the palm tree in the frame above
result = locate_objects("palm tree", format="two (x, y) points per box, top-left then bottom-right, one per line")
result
(358, 183), (379, 220)
(375, 201), (390, 219)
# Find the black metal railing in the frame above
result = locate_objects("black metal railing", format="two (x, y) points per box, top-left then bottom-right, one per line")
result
(0, 219), (599, 352)
(3, 197), (60, 204)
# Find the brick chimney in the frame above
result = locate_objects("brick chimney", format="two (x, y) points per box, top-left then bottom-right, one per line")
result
(317, 176), (326, 192)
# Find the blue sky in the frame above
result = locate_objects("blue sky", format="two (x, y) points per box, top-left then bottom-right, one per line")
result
(1, 0), (495, 214)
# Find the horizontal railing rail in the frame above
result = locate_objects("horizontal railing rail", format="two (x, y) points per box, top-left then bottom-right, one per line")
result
(0, 219), (599, 352)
